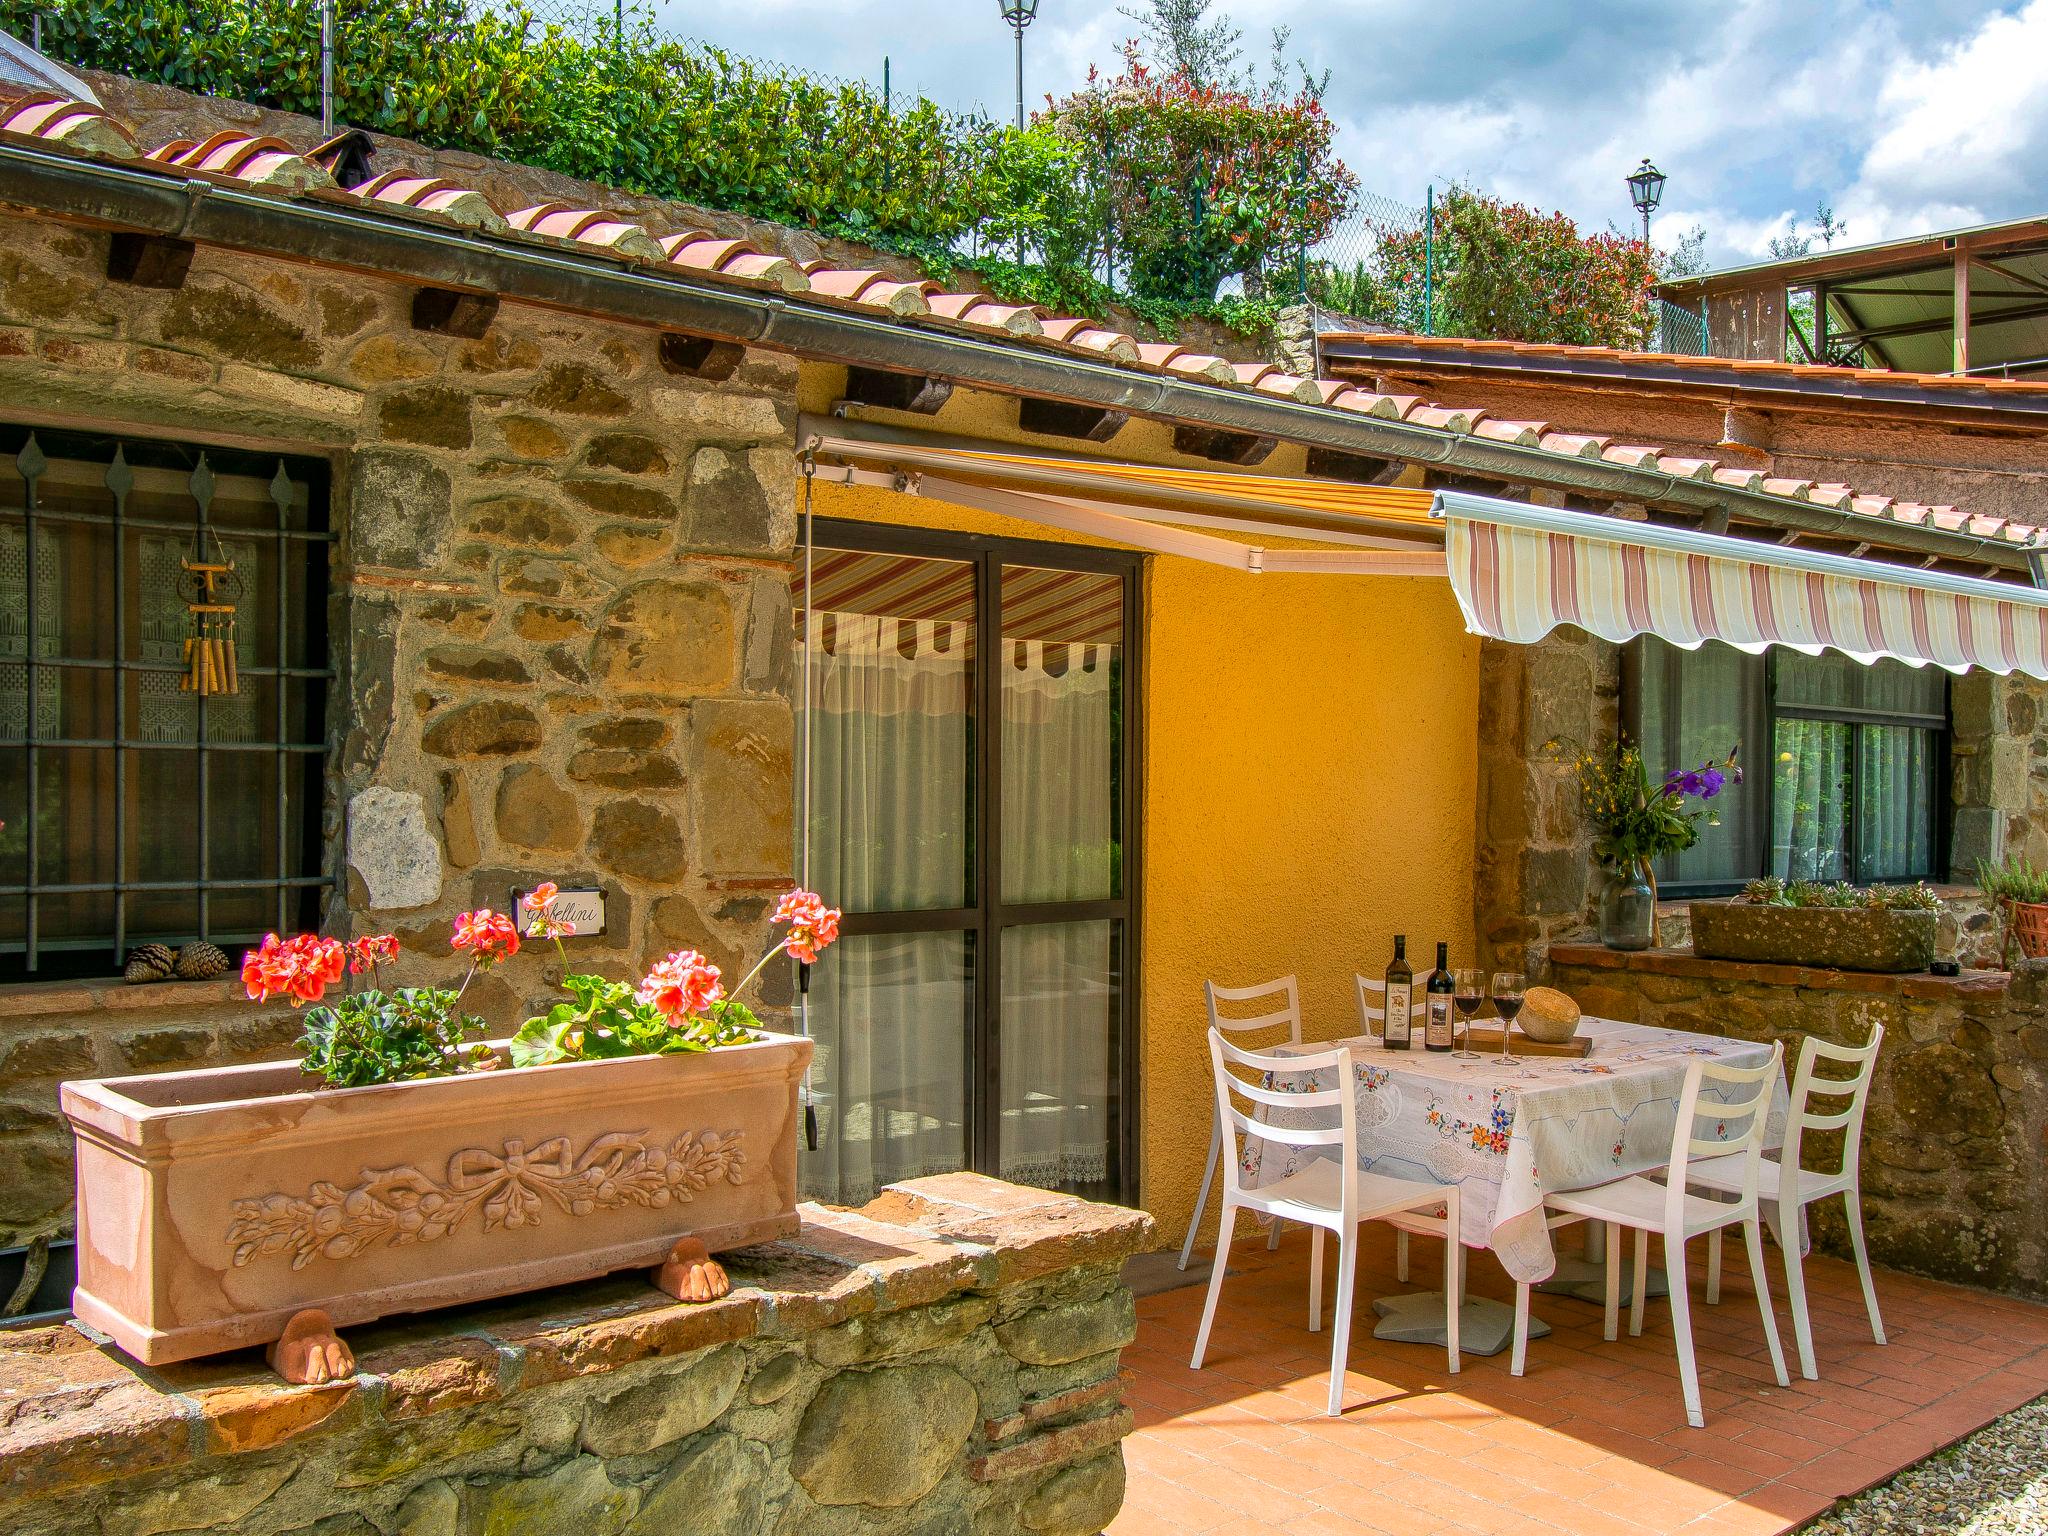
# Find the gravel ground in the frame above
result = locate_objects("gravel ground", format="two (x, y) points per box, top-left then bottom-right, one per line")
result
(1801, 1394), (2048, 1534)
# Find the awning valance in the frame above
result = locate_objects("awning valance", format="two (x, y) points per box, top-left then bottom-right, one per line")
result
(1436, 491), (2048, 679)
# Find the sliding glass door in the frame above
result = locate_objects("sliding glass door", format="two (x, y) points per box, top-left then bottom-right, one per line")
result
(796, 520), (1139, 1206)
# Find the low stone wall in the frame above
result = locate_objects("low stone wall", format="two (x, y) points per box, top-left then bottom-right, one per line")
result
(1543, 944), (2048, 1298)
(0, 979), (305, 1248)
(0, 1174), (1151, 1536)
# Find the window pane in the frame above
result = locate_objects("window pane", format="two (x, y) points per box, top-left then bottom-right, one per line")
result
(1001, 566), (1122, 904)
(1000, 920), (1117, 1199)
(801, 930), (972, 1205)
(798, 549), (974, 914)
(1857, 725), (1937, 882)
(1639, 638), (1759, 886)
(1773, 718), (1852, 881)
(1861, 660), (1946, 721)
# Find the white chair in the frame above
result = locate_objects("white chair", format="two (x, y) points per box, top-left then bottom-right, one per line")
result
(1190, 1029), (1460, 1415)
(1689, 1025), (1886, 1380)
(1509, 1045), (1790, 1429)
(1177, 976), (1304, 1271)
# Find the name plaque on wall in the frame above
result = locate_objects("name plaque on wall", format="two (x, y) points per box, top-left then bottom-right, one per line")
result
(511, 886), (607, 937)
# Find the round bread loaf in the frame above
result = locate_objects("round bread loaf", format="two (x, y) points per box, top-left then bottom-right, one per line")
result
(1518, 985), (1582, 1044)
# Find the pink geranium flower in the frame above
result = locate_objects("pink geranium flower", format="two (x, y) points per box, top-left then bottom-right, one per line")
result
(637, 950), (725, 1023)
(451, 909), (520, 964)
(771, 889), (842, 965)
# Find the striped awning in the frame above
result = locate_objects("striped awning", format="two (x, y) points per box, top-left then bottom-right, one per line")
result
(1436, 491), (2048, 679)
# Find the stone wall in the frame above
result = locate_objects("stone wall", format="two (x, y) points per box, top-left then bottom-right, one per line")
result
(1543, 944), (2048, 1298)
(0, 1174), (1152, 1536)
(1473, 628), (1622, 972)
(0, 200), (801, 1243)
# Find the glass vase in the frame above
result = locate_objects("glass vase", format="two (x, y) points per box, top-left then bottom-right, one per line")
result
(1597, 861), (1657, 951)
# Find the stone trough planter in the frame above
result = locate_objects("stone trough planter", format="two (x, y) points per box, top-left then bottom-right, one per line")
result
(60, 1030), (811, 1365)
(1689, 901), (1937, 973)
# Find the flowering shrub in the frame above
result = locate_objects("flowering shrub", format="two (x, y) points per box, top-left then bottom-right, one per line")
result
(507, 884), (842, 1067)
(1321, 186), (1662, 347)
(1050, 45), (1355, 307)
(1573, 743), (1742, 878)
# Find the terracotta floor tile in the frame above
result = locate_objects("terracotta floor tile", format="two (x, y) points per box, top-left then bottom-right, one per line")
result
(1113, 1232), (2048, 1536)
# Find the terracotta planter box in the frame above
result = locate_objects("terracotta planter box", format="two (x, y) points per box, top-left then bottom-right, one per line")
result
(60, 1031), (811, 1366)
(1689, 901), (1937, 973)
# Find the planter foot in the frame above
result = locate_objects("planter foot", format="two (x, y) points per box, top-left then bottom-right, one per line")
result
(654, 1236), (730, 1303)
(267, 1309), (354, 1385)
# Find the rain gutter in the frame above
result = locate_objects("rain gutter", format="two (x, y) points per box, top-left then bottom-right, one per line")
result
(0, 140), (2028, 579)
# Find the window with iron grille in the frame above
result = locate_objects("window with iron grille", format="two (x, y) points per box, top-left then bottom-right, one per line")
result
(0, 424), (333, 981)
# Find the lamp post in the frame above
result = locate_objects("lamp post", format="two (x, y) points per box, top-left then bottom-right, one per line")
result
(1627, 157), (1666, 249)
(998, 0), (1041, 131)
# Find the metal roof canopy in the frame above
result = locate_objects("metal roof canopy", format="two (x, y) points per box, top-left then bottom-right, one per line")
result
(1662, 213), (2048, 378)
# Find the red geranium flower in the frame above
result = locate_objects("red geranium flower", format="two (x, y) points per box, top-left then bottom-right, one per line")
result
(637, 950), (724, 1023)
(242, 932), (347, 1008)
(451, 909), (519, 964)
(346, 933), (399, 975)
(520, 882), (576, 940)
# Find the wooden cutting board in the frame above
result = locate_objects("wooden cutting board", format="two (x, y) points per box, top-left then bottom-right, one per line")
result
(1457, 1025), (1592, 1058)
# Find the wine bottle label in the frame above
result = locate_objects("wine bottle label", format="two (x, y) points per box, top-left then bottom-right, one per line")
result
(1426, 995), (1452, 1048)
(1385, 983), (1411, 1042)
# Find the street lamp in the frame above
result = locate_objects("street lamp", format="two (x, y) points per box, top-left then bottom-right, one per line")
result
(998, 0), (1041, 131)
(1627, 157), (1667, 248)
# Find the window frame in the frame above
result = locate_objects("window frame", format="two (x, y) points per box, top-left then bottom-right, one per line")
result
(1623, 638), (1950, 897)
(0, 423), (336, 979)
(801, 515), (1145, 1208)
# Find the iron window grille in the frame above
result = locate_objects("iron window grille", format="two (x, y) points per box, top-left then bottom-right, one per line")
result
(0, 424), (334, 980)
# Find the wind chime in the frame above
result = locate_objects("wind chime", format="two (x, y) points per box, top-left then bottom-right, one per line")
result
(179, 528), (242, 697)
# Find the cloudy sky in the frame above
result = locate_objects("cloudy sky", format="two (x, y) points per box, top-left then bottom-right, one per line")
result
(657, 0), (2048, 271)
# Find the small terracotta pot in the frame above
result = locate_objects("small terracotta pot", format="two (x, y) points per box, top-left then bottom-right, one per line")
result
(2007, 899), (2048, 961)
(62, 1031), (811, 1365)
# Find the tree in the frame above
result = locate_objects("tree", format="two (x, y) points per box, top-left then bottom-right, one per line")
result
(1657, 224), (1709, 281)
(1118, 0), (1242, 87)
(1768, 202), (1848, 260)
(1050, 43), (1356, 308)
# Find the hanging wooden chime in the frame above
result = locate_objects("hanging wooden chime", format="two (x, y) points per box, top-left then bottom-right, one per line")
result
(180, 537), (240, 697)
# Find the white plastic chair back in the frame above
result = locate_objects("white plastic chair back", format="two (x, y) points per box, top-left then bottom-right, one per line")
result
(1209, 1030), (1356, 1224)
(1663, 1043), (1784, 1230)
(1779, 1024), (1884, 1182)
(1205, 975), (1304, 1045)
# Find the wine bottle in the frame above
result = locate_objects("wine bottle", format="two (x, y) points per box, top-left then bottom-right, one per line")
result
(1383, 936), (1412, 1050)
(1425, 942), (1454, 1052)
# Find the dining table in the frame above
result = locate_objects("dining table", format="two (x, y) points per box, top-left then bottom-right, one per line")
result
(1242, 1016), (1790, 1354)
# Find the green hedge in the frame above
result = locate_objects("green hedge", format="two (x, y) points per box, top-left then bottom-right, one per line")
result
(8, 0), (1044, 248)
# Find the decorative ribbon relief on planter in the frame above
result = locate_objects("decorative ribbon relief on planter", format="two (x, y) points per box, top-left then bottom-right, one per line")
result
(227, 1128), (748, 1270)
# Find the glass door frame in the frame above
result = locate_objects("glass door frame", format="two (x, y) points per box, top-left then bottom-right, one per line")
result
(804, 514), (1145, 1206)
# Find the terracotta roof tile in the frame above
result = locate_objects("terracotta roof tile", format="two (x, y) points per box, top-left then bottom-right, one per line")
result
(1473, 418), (1545, 447)
(1253, 372), (1326, 405)
(4, 88), (2033, 569)
(504, 203), (665, 262)
(147, 131), (330, 192)
(657, 233), (807, 291)
(1404, 403), (1478, 433)
(801, 266), (933, 316)
(348, 170), (505, 230)
(924, 292), (1043, 336)
(1060, 326), (1143, 364)
(0, 92), (138, 158)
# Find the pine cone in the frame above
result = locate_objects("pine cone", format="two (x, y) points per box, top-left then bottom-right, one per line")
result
(174, 942), (230, 981)
(124, 943), (176, 984)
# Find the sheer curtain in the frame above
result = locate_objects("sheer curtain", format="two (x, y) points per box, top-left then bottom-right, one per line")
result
(803, 610), (972, 1205)
(1773, 718), (1851, 881)
(999, 639), (1115, 1193)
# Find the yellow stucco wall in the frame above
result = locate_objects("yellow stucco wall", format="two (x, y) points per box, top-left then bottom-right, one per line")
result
(792, 366), (1480, 1248)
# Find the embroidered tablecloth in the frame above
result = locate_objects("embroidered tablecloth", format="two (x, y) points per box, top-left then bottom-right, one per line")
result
(1243, 1018), (1787, 1284)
